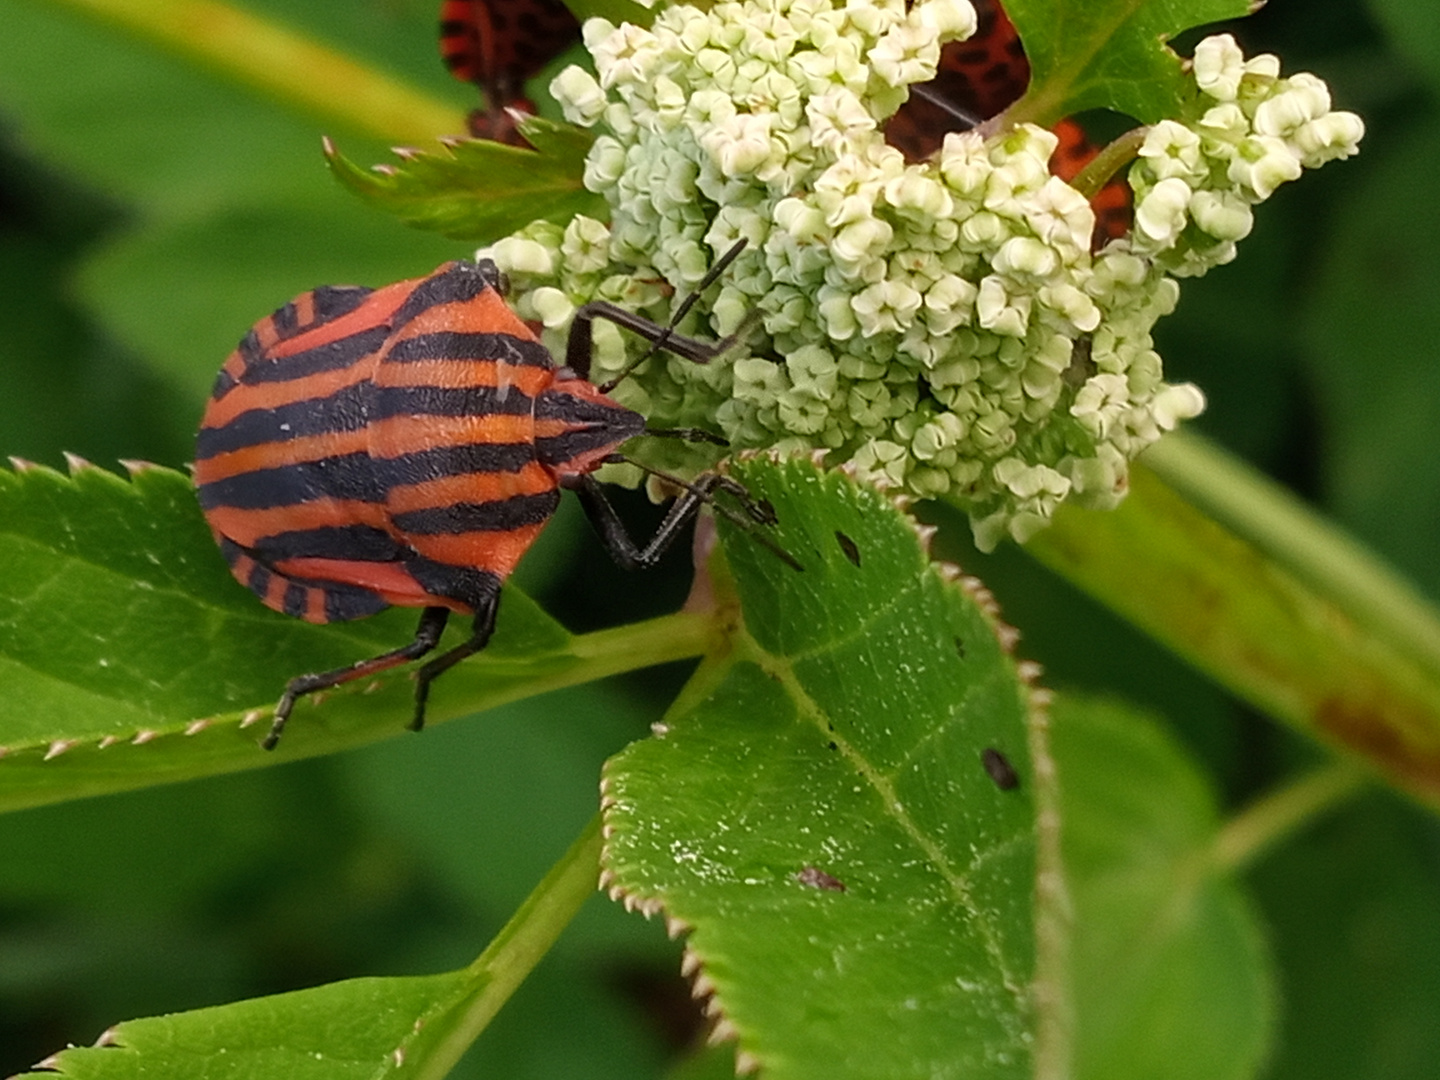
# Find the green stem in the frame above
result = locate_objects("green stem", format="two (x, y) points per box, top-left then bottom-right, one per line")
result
(411, 815), (604, 1080)
(48, 0), (468, 143)
(1023, 433), (1440, 811)
(1211, 762), (1366, 873)
(426, 608), (716, 726)
(1145, 432), (1440, 675)
(571, 608), (717, 668)
(1070, 126), (1148, 199)
(0, 609), (714, 816)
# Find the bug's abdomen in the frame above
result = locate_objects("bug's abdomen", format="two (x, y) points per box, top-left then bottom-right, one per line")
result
(196, 280), (422, 622)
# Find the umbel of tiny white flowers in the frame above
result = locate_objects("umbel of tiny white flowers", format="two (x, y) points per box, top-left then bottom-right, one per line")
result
(486, 0), (1363, 550)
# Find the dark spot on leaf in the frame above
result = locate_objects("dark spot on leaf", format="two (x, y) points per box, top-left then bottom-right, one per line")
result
(796, 866), (846, 892)
(834, 530), (861, 566)
(828, 740), (838, 751)
(955, 636), (966, 659)
(982, 747), (1019, 790)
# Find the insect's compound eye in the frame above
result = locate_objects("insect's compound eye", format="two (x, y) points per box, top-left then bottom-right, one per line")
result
(470, 258), (510, 297)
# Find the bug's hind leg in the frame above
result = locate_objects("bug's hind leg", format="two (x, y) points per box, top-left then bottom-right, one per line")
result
(410, 589), (502, 732)
(266, 606), (451, 750)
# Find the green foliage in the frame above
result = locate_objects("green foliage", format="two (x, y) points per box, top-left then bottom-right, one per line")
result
(565, 0), (656, 26)
(1053, 696), (1273, 1080)
(0, 460), (704, 811)
(604, 460), (1042, 1078)
(15, 971), (475, 1080)
(1005, 0), (1252, 124)
(2, 0), (1438, 1078)
(1026, 457), (1440, 808)
(1303, 118), (1440, 598)
(325, 118), (607, 243)
(9, 820), (604, 1080)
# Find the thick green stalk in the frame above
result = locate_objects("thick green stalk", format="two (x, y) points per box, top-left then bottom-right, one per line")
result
(47, 0), (468, 142)
(1211, 762), (1367, 873)
(1070, 126), (1147, 199)
(412, 816), (604, 1080)
(1145, 432), (1440, 672)
(1023, 433), (1440, 810)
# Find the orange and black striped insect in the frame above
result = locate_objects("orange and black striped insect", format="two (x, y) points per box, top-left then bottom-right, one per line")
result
(439, 0), (580, 143)
(196, 241), (782, 750)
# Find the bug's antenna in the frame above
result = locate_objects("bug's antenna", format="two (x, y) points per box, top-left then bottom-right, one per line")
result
(907, 83), (984, 131)
(614, 455), (804, 572)
(644, 427), (730, 447)
(599, 239), (753, 393)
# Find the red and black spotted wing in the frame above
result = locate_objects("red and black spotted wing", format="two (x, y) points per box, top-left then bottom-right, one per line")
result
(886, 0), (1133, 248)
(439, 0), (581, 143)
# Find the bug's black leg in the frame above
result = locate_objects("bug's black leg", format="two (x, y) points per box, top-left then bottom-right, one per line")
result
(410, 588), (503, 732)
(644, 427), (731, 447)
(567, 471), (801, 572)
(565, 240), (751, 382)
(266, 606), (451, 750)
(567, 473), (715, 570)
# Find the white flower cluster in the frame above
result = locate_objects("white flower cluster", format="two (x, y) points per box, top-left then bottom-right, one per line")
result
(1129, 33), (1365, 277)
(486, 1), (1361, 549)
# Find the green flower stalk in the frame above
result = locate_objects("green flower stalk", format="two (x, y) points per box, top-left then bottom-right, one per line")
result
(486, 0), (1363, 549)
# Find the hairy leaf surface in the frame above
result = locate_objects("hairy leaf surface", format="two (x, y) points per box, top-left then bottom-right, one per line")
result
(603, 459), (1051, 1079)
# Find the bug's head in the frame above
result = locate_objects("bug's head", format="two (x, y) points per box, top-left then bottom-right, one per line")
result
(467, 258), (509, 297)
(536, 374), (646, 478)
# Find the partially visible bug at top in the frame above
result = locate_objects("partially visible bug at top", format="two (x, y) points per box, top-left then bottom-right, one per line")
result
(439, 0), (580, 144)
(195, 240), (792, 750)
(885, 0), (1132, 249)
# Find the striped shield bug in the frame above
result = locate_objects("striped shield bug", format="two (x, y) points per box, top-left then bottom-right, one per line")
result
(195, 240), (787, 750)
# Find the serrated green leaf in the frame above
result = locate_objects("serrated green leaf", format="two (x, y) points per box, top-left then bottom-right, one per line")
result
(1053, 695), (1275, 1080)
(1005, 0), (1251, 125)
(10, 818), (602, 1080)
(0, 462), (707, 811)
(15, 972), (468, 1080)
(325, 118), (605, 242)
(601, 458), (1049, 1080)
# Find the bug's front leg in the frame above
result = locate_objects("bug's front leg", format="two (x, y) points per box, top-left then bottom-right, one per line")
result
(567, 471), (799, 572)
(566, 473), (717, 570)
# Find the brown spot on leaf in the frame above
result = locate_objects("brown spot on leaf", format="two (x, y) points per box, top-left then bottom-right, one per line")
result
(796, 866), (846, 892)
(982, 747), (1020, 790)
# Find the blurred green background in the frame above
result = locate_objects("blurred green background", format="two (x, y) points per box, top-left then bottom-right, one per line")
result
(0, 0), (1437, 1076)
